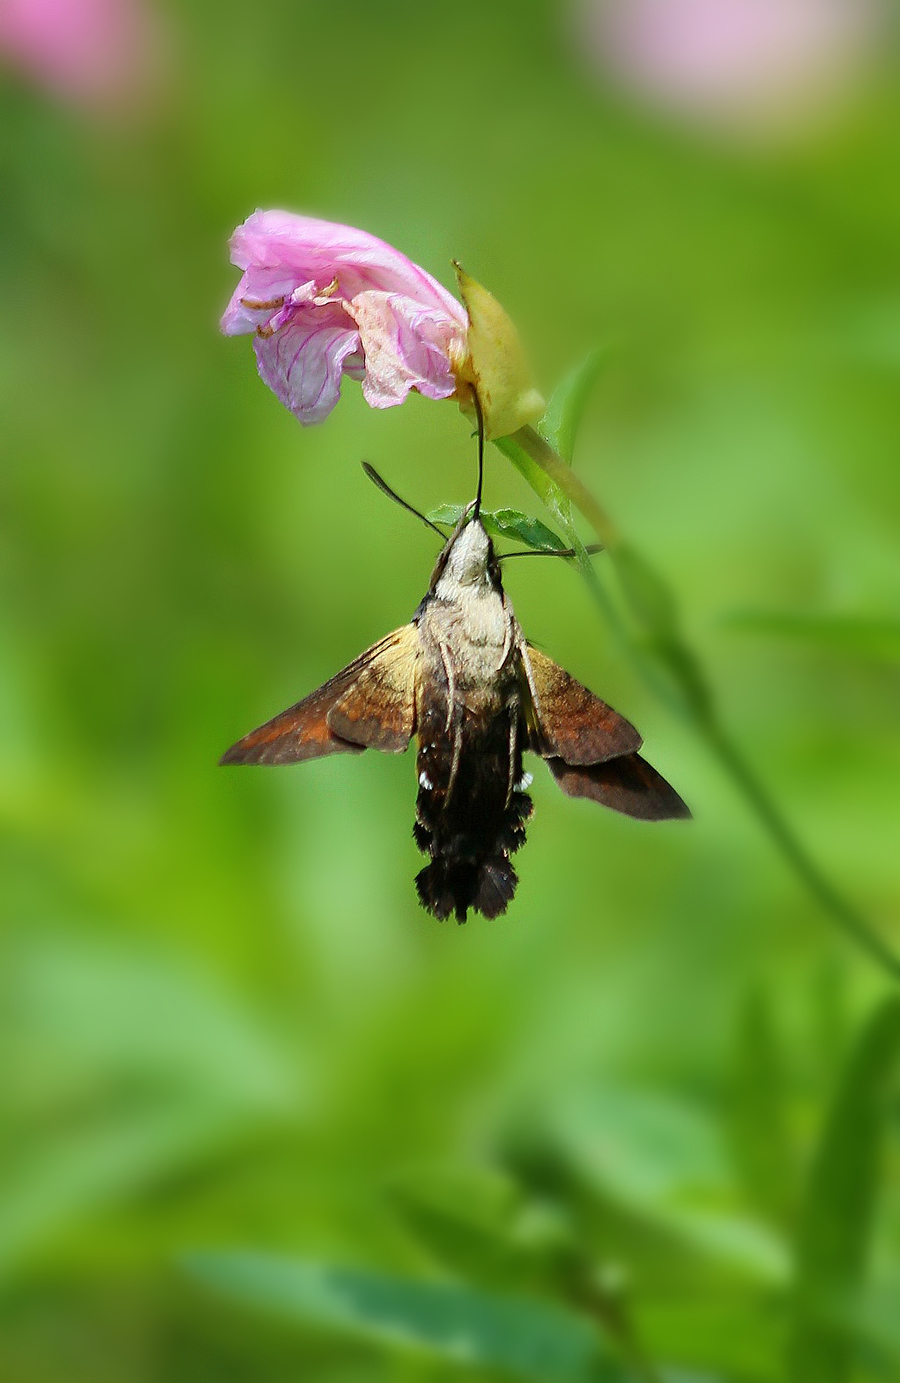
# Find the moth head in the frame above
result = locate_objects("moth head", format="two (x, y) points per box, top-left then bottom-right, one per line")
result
(425, 492), (505, 595)
(440, 515), (494, 590)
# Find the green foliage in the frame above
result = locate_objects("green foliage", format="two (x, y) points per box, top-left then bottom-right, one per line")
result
(525, 1085), (788, 1285)
(494, 432), (569, 521)
(539, 347), (611, 467)
(721, 611), (900, 666)
(426, 504), (570, 554)
(506, 382), (898, 977)
(186, 1253), (630, 1382)
(387, 1167), (527, 1286)
(2, 2), (900, 1381)
(787, 998), (900, 1383)
(727, 989), (796, 1224)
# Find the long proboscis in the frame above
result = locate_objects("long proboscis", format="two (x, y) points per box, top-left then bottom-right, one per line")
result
(470, 389), (485, 522)
(362, 460), (601, 563)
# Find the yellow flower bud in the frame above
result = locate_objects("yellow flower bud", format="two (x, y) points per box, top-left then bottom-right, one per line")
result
(453, 264), (545, 440)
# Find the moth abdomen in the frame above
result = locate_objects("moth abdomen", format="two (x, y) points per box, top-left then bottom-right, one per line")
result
(416, 853), (520, 924)
(412, 692), (532, 922)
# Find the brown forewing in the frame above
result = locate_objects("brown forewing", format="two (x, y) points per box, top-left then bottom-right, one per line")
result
(327, 624), (418, 750)
(522, 645), (642, 765)
(220, 626), (419, 765)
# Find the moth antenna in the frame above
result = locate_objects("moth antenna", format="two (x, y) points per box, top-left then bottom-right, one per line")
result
(361, 462), (448, 540)
(498, 543), (604, 561)
(470, 389), (485, 522)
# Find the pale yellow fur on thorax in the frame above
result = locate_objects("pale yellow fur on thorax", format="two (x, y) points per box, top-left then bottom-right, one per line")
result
(426, 585), (518, 708)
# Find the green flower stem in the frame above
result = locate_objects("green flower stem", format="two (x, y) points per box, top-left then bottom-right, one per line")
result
(510, 426), (619, 550)
(702, 721), (900, 983)
(504, 425), (900, 982)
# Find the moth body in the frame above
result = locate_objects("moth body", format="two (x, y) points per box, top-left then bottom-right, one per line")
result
(221, 511), (689, 922)
(412, 528), (528, 920)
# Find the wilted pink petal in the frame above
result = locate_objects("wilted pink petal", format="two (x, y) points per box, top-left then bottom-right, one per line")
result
(254, 301), (363, 428)
(0, 0), (157, 108)
(222, 210), (468, 426)
(350, 291), (462, 409)
(579, 0), (885, 134)
(227, 210), (466, 320)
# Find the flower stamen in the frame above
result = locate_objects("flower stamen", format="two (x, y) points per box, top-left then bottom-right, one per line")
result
(241, 295), (286, 311)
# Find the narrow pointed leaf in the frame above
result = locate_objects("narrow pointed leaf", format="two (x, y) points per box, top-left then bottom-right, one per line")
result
(787, 996), (900, 1383)
(728, 987), (796, 1223)
(388, 1168), (522, 1284)
(540, 346), (609, 464)
(186, 1253), (639, 1382)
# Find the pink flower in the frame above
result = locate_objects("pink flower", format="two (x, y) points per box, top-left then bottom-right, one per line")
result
(0, 0), (157, 108)
(221, 211), (469, 427)
(579, 0), (884, 134)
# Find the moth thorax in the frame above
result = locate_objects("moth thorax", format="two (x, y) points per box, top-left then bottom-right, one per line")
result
(437, 521), (492, 594)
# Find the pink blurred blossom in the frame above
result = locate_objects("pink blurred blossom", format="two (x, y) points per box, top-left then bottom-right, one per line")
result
(581, 0), (885, 133)
(222, 211), (469, 427)
(0, 0), (156, 107)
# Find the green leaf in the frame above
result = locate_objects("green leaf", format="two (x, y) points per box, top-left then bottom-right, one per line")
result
(426, 503), (465, 528)
(388, 1167), (522, 1284)
(493, 434), (574, 531)
(787, 996), (900, 1383)
(720, 610), (900, 665)
(425, 505), (568, 554)
(727, 987), (796, 1224)
(660, 1373), (729, 1383)
(488, 509), (569, 553)
(388, 1168), (581, 1295)
(0, 940), (293, 1276)
(645, 1301), (781, 1382)
(186, 1254), (638, 1382)
(544, 1087), (789, 1285)
(0, 1105), (242, 1278)
(539, 347), (610, 465)
(845, 1281), (900, 1374)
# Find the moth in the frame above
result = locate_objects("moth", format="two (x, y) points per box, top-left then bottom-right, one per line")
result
(221, 463), (689, 922)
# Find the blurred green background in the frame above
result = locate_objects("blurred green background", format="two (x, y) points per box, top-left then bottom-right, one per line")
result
(2, 2), (900, 1380)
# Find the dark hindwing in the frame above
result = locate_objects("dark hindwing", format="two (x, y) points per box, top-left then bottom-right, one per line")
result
(549, 754), (690, 821)
(220, 626), (419, 765)
(413, 676), (531, 924)
(522, 645), (689, 821)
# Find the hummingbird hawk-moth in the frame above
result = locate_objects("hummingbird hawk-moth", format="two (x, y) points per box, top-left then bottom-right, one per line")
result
(221, 469), (689, 922)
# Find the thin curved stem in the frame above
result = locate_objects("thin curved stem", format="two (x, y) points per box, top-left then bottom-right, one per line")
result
(501, 425), (900, 982)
